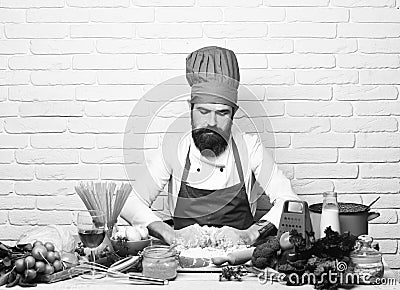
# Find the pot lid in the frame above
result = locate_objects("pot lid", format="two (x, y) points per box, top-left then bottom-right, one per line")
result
(309, 202), (369, 214)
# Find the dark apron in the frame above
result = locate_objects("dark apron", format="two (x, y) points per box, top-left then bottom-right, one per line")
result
(173, 140), (254, 230)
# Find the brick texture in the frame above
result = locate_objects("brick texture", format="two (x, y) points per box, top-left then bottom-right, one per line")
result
(0, 3), (399, 270)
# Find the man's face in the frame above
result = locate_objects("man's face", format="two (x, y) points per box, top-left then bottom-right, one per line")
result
(191, 103), (233, 157)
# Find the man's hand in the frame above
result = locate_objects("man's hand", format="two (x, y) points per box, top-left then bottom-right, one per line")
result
(175, 225), (204, 247)
(147, 222), (204, 246)
(215, 226), (260, 245)
(147, 221), (176, 245)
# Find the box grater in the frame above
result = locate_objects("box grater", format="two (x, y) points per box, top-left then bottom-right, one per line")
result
(277, 200), (313, 240)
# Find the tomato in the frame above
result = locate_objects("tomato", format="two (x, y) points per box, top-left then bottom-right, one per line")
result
(35, 261), (46, 273)
(44, 264), (54, 275)
(33, 241), (43, 248)
(24, 256), (36, 269)
(14, 258), (25, 273)
(31, 245), (48, 261)
(54, 251), (61, 261)
(53, 260), (63, 272)
(44, 242), (55, 252)
(25, 269), (37, 281)
(279, 232), (294, 250)
(47, 251), (56, 263)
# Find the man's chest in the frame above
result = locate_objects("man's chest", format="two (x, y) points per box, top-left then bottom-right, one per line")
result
(185, 157), (240, 190)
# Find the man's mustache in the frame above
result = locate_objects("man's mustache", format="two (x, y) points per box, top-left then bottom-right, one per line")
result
(191, 126), (229, 157)
(192, 127), (226, 139)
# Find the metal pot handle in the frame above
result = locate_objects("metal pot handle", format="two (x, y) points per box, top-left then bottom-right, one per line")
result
(368, 212), (380, 221)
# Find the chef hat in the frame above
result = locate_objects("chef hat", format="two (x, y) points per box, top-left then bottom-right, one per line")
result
(186, 46), (240, 111)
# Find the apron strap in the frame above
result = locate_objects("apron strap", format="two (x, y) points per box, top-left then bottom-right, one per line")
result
(232, 139), (245, 184)
(181, 146), (191, 182)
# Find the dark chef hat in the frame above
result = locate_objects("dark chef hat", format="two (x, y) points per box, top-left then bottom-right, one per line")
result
(186, 46), (240, 111)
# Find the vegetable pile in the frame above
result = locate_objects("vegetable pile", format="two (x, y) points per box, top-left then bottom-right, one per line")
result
(251, 227), (358, 290)
(0, 241), (69, 287)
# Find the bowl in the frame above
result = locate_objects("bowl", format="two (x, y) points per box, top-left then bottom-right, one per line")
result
(110, 238), (153, 257)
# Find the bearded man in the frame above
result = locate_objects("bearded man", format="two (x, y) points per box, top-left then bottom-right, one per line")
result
(121, 46), (300, 245)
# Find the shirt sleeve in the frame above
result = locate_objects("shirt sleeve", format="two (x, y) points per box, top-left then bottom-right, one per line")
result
(261, 164), (301, 228)
(246, 134), (301, 228)
(120, 147), (172, 227)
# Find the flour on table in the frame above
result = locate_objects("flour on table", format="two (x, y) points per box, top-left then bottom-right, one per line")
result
(175, 224), (248, 259)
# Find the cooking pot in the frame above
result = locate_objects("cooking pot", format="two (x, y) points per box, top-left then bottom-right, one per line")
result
(309, 202), (380, 239)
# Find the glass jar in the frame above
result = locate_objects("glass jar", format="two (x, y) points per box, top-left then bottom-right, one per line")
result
(350, 235), (384, 284)
(320, 191), (340, 237)
(142, 245), (178, 280)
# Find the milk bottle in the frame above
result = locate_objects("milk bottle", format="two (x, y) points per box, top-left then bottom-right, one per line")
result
(320, 191), (340, 237)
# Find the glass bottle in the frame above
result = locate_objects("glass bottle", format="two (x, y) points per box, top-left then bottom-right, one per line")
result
(142, 245), (178, 280)
(350, 235), (384, 284)
(320, 191), (340, 237)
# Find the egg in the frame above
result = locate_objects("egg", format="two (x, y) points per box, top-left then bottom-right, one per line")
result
(125, 226), (142, 242)
(113, 225), (127, 239)
(136, 225), (149, 239)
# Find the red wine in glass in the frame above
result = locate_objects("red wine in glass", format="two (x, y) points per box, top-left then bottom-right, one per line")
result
(78, 229), (106, 248)
(77, 210), (106, 279)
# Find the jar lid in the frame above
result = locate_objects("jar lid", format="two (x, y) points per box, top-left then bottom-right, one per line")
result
(350, 235), (382, 264)
(143, 245), (177, 259)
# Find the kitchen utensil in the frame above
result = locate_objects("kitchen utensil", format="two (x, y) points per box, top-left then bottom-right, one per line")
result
(109, 256), (141, 273)
(309, 202), (380, 239)
(211, 247), (255, 266)
(83, 262), (169, 285)
(277, 200), (313, 240)
(366, 197), (381, 211)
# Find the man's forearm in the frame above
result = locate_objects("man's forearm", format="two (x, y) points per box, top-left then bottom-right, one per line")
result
(120, 194), (162, 227)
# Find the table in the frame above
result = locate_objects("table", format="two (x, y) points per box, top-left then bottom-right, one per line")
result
(24, 270), (399, 290)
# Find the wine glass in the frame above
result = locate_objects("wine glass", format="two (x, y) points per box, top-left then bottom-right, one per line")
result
(77, 210), (106, 279)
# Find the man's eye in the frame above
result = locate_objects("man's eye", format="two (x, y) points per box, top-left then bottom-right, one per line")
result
(217, 111), (229, 116)
(198, 109), (208, 114)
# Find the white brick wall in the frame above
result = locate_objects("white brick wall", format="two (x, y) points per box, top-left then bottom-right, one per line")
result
(0, 2), (399, 270)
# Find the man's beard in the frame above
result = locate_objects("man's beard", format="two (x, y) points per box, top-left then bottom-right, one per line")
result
(192, 127), (229, 157)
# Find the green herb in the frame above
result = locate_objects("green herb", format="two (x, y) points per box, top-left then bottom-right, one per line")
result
(219, 265), (246, 282)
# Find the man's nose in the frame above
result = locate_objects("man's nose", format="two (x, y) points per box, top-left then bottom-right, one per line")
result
(207, 112), (217, 127)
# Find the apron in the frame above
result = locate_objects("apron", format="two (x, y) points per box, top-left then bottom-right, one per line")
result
(173, 139), (254, 230)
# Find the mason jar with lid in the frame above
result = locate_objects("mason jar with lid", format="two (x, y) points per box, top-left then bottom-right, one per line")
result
(142, 245), (178, 280)
(350, 235), (384, 284)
